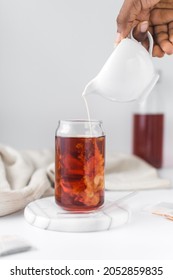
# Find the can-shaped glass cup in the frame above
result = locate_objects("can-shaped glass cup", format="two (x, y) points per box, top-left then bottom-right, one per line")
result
(55, 120), (105, 211)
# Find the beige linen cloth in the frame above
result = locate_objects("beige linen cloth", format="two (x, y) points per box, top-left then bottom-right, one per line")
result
(0, 144), (170, 217)
(0, 144), (54, 217)
(105, 153), (170, 191)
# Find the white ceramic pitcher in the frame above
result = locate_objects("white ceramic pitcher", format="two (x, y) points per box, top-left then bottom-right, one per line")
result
(82, 31), (159, 102)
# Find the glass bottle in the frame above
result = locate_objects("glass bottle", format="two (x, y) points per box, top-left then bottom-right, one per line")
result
(55, 120), (105, 211)
(132, 75), (164, 168)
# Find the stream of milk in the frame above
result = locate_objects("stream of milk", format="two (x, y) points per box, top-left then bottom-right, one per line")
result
(82, 95), (93, 136)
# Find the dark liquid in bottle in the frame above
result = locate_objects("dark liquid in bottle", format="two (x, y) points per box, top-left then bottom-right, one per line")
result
(55, 136), (105, 211)
(133, 114), (164, 168)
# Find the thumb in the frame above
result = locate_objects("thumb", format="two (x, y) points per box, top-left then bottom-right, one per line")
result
(133, 21), (149, 42)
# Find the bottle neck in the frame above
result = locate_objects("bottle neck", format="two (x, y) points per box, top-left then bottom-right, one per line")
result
(133, 87), (164, 114)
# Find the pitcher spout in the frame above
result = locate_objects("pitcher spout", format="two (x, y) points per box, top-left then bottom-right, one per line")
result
(82, 79), (98, 97)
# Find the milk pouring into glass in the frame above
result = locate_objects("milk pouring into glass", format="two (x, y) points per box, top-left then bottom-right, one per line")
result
(55, 31), (159, 212)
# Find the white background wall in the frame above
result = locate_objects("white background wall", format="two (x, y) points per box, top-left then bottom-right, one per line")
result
(0, 0), (173, 166)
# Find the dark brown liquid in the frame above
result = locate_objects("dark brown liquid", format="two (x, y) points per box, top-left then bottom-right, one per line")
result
(133, 114), (164, 168)
(55, 136), (105, 211)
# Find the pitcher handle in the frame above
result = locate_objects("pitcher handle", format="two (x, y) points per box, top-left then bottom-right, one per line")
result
(130, 29), (153, 56)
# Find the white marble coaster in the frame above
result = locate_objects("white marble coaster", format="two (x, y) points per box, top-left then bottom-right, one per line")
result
(24, 197), (130, 232)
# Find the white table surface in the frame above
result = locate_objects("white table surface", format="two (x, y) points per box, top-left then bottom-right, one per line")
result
(1, 168), (173, 260)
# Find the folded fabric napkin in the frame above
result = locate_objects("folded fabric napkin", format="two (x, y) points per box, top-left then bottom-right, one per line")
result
(0, 144), (170, 217)
(105, 153), (170, 191)
(0, 144), (54, 217)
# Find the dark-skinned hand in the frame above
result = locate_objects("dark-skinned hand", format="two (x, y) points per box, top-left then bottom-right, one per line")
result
(116, 0), (173, 57)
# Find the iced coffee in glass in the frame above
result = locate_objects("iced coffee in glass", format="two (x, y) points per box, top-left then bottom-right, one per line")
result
(55, 120), (105, 211)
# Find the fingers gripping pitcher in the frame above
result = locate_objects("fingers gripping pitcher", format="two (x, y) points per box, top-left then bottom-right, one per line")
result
(55, 120), (105, 211)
